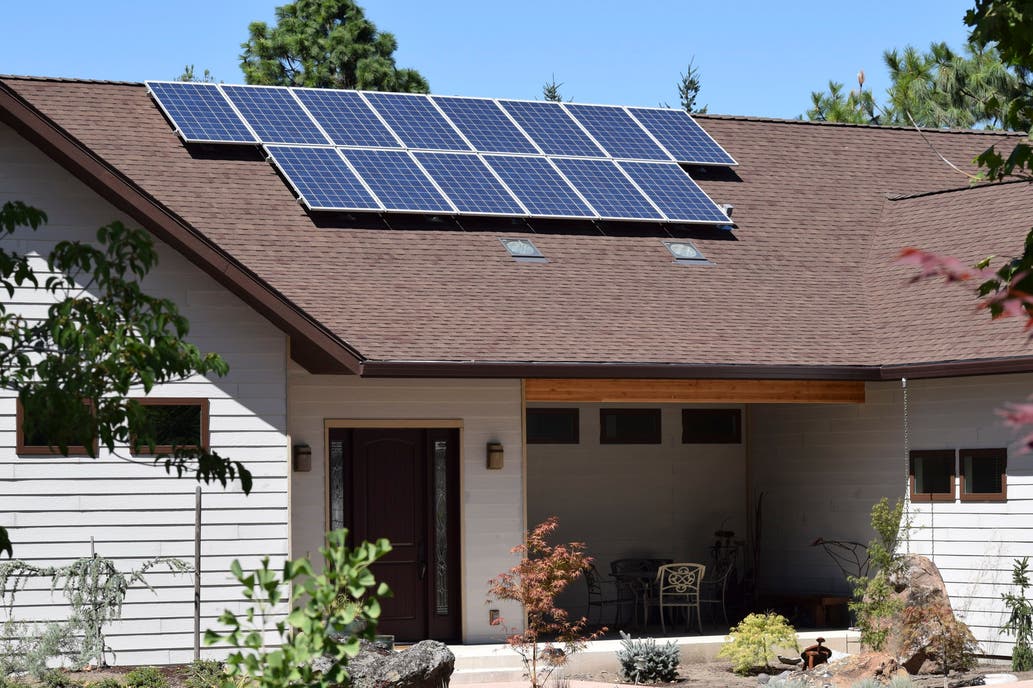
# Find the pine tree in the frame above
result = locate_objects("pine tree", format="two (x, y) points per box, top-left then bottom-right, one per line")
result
(678, 58), (707, 114)
(542, 74), (564, 102)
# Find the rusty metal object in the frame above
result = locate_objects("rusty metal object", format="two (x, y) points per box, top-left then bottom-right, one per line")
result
(801, 637), (832, 669)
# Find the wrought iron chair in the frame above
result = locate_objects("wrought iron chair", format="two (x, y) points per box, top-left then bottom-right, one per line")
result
(653, 562), (706, 634)
(584, 563), (621, 625)
(699, 554), (736, 625)
(611, 558), (673, 626)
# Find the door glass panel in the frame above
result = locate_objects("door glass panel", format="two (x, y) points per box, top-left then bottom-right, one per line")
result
(433, 439), (448, 615)
(330, 437), (345, 530)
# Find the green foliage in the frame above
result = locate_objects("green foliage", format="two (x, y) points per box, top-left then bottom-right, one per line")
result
(0, 554), (190, 668)
(0, 676), (34, 688)
(1001, 556), (1033, 670)
(542, 75), (564, 102)
(850, 680), (884, 688)
(205, 529), (391, 688)
(888, 676), (916, 688)
(677, 58), (707, 114)
(185, 659), (226, 688)
(240, 0), (428, 92)
(178, 65), (216, 83)
(716, 612), (798, 676)
(805, 39), (1027, 129)
(848, 498), (906, 651)
(123, 667), (167, 688)
(0, 619), (76, 679)
(486, 517), (603, 688)
(85, 679), (124, 688)
(0, 201), (254, 557)
(39, 671), (80, 688)
(615, 631), (680, 684)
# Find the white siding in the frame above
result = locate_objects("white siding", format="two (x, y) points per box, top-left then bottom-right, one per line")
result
(287, 367), (523, 643)
(0, 123), (290, 665)
(527, 403), (747, 614)
(749, 374), (1033, 655)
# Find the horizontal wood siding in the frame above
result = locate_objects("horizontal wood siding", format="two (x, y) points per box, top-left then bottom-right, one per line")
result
(749, 374), (1033, 655)
(287, 367), (523, 643)
(526, 402), (747, 615)
(0, 123), (289, 665)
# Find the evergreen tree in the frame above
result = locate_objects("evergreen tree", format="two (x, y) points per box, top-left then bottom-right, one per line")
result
(542, 74), (564, 102)
(240, 0), (429, 92)
(678, 58), (707, 114)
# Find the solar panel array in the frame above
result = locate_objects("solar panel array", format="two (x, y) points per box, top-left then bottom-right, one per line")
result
(147, 81), (736, 224)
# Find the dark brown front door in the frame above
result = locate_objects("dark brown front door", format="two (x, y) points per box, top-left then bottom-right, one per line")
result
(328, 427), (461, 642)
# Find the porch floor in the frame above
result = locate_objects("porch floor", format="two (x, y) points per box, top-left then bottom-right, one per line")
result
(450, 628), (860, 685)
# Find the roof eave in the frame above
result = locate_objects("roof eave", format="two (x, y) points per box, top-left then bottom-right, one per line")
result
(0, 79), (364, 376)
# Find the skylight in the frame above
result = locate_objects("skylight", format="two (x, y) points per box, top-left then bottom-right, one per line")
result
(663, 240), (710, 265)
(499, 237), (546, 262)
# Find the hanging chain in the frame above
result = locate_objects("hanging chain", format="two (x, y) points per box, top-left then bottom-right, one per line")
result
(902, 378), (911, 555)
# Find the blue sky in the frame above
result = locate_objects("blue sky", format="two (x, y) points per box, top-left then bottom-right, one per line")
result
(3, 1), (975, 119)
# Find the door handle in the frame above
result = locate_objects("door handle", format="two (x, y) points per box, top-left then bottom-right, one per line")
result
(418, 542), (427, 581)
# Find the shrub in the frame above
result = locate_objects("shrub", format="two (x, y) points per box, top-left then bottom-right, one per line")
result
(1002, 556), (1033, 671)
(185, 659), (226, 688)
(616, 631), (679, 684)
(0, 677), (35, 688)
(0, 620), (76, 679)
(39, 670), (80, 688)
(123, 667), (168, 688)
(85, 679), (124, 688)
(888, 676), (915, 688)
(850, 680), (883, 688)
(848, 498), (906, 651)
(486, 517), (605, 688)
(717, 612), (798, 675)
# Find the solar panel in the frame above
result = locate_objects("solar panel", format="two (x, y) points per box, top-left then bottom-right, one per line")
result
(483, 155), (595, 218)
(413, 152), (526, 215)
(563, 104), (671, 160)
(222, 85), (330, 145)
(618, 161), (730, 223)
(146, 81), (256, 144)
(627, 108), (736, 165)
(294, 88), (401, 148)
(552, 158), (662, 220)
(497, 100), (605, 157)
(266, 146), (381, 211)
(361, 92), (471, 151)
(430, 97), (538, 154)
(340, 148), (455, 213)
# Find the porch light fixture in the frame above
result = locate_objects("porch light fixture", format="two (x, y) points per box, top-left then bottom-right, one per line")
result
(293, 443), (312, 472)
(663, 240), (711, 265)
(499, 237), (547, 263)
(486, 442), (504, 470)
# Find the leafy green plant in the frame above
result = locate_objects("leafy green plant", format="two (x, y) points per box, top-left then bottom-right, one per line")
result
(39, 670), (80, 688)
(205, 529), (390, 688)
(1002, 556), (1033, 671)
(0, 554), (190, 668)
(486, 517), (604, 688)
(616, 631), (680, 684)
(0, 619), (77, 679)
(85, 679), (124, 688)
(123, 667), (168, 688)
(0, 676), (35, 688)
(717, 612), (798, 675)
(848, 498), (907, 651)
(185, 659), (226, 688)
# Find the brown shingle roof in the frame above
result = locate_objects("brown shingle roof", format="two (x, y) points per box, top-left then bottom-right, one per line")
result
(2, 75), (1030, 378)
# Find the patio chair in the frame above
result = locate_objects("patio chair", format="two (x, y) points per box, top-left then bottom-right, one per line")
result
(611, 558), (673, 625)
(699, 555), (736, 625)
(653, 562), (706, 634)
(584, 563), (622, 625)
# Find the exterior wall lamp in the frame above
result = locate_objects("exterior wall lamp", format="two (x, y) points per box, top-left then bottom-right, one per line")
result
(486, 442), (504, 470)
(293, 443), (312, 472)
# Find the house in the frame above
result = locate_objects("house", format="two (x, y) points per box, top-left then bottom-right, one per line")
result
(1, 75), (1032, 664)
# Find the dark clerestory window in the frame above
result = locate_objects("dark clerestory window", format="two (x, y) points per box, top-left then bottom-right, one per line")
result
(682, 408), (742, 444)
(600, 408), (662, 444)
(526, 408), (579, 444)
(130, 398), (209, 454)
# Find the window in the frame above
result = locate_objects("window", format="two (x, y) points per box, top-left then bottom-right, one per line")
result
(130, 398), (209, 454)
(526, 408), (579, 444)
(16, 399), (95, 456)
(960, 448), (1007, 502)
(909, 449), (955, 502)
(682, 409), (742, 444)
(600, 408), (661, 444)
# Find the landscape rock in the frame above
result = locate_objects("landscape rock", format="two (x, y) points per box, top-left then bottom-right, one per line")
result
(313, 639), (455, 688)
(820, 651), (908, 688)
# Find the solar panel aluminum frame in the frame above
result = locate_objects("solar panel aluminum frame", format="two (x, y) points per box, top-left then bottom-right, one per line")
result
(481, 152), (606, 221)
(146, 80), (260, 145)
(220, 83), (336, 146)
(549, 156), (668, 222)
(429, 94), (545, 155)
(616, 160), (732, 225)
(412, 151), (532, 218)
(293, 86), (406, 149)
(359, 91), (477, 152)
(265, 144), (386, 213)
(337, 147), (461, 215)
(625, 107), (739, 167)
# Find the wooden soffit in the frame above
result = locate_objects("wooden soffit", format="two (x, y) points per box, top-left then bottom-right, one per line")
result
(523, 378), (866, 404)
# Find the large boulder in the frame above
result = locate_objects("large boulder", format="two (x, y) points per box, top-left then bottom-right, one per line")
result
(347, 639), (455, 688)
(821, 652), (908, 688)
(876, 555), (979, 673)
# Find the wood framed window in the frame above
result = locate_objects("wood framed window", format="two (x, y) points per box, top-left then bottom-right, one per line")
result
(16, 399), (95, 456)
(682, 408), (742, 444)
(959, 448), (1007, 502)
(130, 398), (210, 454)
(909, 449), (955, 502)
(600, 408), (662, 444)
(526, 408), (579, 444)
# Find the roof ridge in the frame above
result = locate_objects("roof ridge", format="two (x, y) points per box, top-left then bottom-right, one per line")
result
(885, 178), (1026, 202)
(0, 74), (144, 86)
(696, 112), (1027, 137)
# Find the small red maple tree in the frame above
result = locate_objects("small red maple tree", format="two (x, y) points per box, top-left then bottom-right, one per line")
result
(487, 516), (605, 688)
